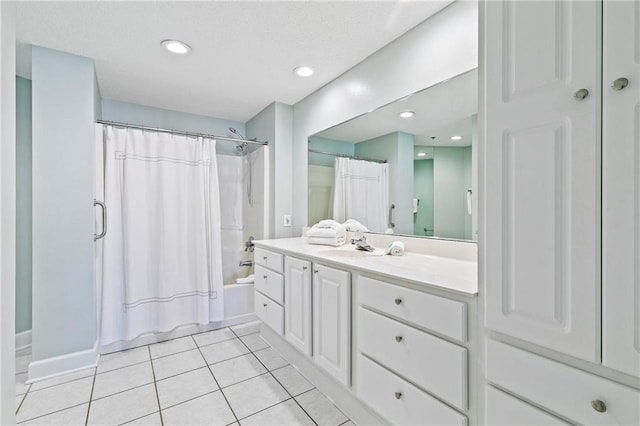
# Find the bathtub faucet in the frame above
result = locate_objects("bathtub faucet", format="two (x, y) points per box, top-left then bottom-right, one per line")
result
(239, 260), (253, 267)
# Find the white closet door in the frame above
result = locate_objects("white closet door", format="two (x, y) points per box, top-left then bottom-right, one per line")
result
(484, 0), (601, 361)
(602, 0), (640, 377)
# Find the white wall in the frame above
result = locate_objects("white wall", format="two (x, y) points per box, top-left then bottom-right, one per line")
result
(0, 2), (16, 423)
(292, 0), (478, 235)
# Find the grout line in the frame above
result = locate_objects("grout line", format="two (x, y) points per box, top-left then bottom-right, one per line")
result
(16, 401), (89, 425)
(28, 369), (97, 393)
(220, 371), (271, 391)
(234, 397), (295, 422)
(97, 359), (150, 376)
(147, 346), (165, 426)
(84, 365), (99, 425)
(118, 410), (160, 425)
(158, 389), (220, 412)
(191, 334), (241, 424)
(229, 328), (319, 426)
(14, 392), (27, 416)
(87, 381), (155, 403)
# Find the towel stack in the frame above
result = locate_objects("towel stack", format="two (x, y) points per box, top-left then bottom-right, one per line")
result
(306, 220), (347, 246)
(343, 219), (369, 233)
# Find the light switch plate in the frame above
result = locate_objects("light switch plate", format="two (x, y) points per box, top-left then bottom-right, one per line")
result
(283, 214), (292, 227)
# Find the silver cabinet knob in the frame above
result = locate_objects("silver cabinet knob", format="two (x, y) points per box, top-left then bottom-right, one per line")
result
(263, 256), (267, 260)
(394, 298), (402, 305)
(591, 400), (607, 413)
(263, 303), (267, 308)
(574, 88), (589, 100)
(302, 266), (307, 270)
(263, 275), (267, 279)
(314, 270), (319, 274)
(395, 336), (403, 343)
(394, 392), (402, 400)
(611, 77), (629, 91)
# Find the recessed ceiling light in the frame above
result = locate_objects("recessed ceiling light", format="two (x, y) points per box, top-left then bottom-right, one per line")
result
(399, 111), (415, 118)
(451, 135), (463, 140)
(417, 152), (427, 157)
(294, 66), (314, 77)
(161, 40), (191, 55)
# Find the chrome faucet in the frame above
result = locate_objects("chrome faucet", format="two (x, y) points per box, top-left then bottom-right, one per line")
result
(239, 260), (253, 267)
(350, 235), (374, 252)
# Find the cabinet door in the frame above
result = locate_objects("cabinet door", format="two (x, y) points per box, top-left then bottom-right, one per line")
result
(284, 256), (312, 355)
(602, 0), (640, 377)
(313, 264), (351, 386)
(484, 0), (601, 361)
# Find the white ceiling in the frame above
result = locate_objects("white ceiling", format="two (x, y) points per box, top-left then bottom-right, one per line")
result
(15, 0), (453, 122)
(314, 68), (477, 150)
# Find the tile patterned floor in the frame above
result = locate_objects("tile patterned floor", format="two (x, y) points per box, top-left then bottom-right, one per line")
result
(14, 321), (353, 426)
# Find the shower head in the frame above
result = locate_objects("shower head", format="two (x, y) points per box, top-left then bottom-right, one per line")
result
(229, 127), (246, 141)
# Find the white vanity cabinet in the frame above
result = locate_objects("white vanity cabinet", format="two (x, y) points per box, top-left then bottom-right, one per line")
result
(254, 248), (284, 335)
(483, 0), (640, 422)
(284, 256), (312, 356)
(313, 264), (351, 386)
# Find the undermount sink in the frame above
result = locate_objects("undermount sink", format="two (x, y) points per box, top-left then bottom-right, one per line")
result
(319, 248), (371, 258)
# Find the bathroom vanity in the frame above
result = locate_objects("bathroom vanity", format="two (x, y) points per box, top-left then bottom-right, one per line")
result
(253, 235), (478, 425)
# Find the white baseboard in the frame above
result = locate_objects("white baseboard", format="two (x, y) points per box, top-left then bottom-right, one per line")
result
(15, 330), (32, 350)
(27, 342), (99, 384)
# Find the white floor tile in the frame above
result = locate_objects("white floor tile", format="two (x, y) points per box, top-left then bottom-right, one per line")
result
(30, 368), (95, 392)
(253, 347), (288, 371)
(149, 336), (197, 359)
(15, 372), (30, 396)
(223, 374), (289, 419)
(87, 383), (158, 425)
(121, 411), (162, 425)
(200, 338), (250, 365)
(295, 388), (348, 426)
(92, 361), (154, 400)
(18, 403), (88, 425)
(271, 365), (314, 396)
(239, 334), (269, 352)
(156, 367), (219, 409)
(16, 376), (93, 423)
(151, 349), (206, 380)
(192, 328), (236, 347)
(209, 354), (267, 388)
(240, 398), (315, 426)
(16, 354), (31, 374)
(230, 321), (262, 337)
(161, 391), (236, 425)
(97, 346), (150, 374)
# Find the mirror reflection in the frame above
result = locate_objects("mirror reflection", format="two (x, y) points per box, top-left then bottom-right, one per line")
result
(307, 69), (478, 240)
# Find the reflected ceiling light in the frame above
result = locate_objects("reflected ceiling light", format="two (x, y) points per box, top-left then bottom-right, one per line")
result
(294, 66), (314, 77)
(399, 111), (415, 118)
(417, 152), (427, 157)
(161, 40), (191, 55)
(451, 135), (463, 140)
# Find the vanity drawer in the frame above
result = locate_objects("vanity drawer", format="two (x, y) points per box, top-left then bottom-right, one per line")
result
(357, 354), (467, 426)
(254, 290), (284, 335)
(254, 265), (284, 305)
(359, 276), (467, 342)
(358, 308), (467, 410)
(487, 339), (640, 425)
(255, 248), (284, 273)
(485, 385), (569, 425)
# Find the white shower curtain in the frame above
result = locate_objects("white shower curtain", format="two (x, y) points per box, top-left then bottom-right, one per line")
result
(332, 157), (389, 233)
(100, 125), (224, 346)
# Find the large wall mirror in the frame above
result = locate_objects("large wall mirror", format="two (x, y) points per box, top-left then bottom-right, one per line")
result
(308, 68), (478, 241)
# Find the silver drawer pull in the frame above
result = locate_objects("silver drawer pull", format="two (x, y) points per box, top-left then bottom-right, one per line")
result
(591, 400), (607, 413)
(394, 392), (402, 400)
(394, 298), (402, 305)
(302, 266), (307, 270)
(263, 303), (268, 308)
(314, 270), (319, 274)
(395, 336), (403, 343)
(574, 88), (589, 100)
(263, 275), (268, 279)
(263, 256), (268, 260)
(611, 77), (629, 91)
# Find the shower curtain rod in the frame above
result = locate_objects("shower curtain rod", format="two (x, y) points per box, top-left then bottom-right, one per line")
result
(308, 148), (387, 164)
(97, 120), (268, 146)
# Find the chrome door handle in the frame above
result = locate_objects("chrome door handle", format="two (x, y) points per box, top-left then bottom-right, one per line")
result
(574, 88), (589, 100)
(394, 392), (402, 400)
(395, 336), (403, 343)
(591, 400), (607, 413)
(611, 77), (629, 91)
(93, 199), (107, 241)
(394, 298), (402, 305)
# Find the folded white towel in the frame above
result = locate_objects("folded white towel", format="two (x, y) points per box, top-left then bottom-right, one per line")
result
(385, 241), (405, 256)
(343, 219), (369, 232)
(316, 219), (343, 229)
(307, 236), (346, 247)
(306, 227), (343, 238)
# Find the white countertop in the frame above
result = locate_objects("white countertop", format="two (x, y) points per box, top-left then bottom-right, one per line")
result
(254, 237), (478, 296)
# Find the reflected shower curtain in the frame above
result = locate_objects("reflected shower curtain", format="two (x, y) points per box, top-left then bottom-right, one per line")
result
(332, 157), (389, 233)
(100, 125), (224, 346)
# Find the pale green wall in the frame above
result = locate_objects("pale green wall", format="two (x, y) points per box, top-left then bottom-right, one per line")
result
(308, 136), (355, 167)
(32, 46), (99, 360)
(355, 131), (414, 234)
(15, 76), (31, 334)
(433, 146), (470, 239)
(413, 159), (434, 236)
